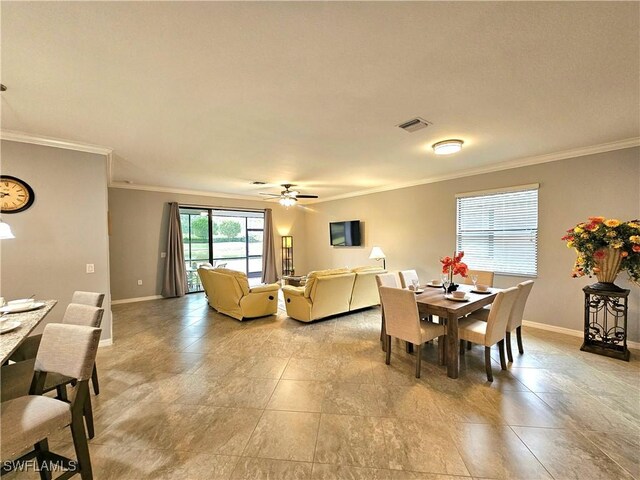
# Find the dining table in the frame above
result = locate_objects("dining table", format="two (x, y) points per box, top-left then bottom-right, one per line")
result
(415, 285), (499, 379)
(0, 300), (57, 364)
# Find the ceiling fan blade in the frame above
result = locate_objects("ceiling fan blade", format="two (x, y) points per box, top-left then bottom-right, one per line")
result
(295, 194), (319, 198)
(259, 193), (281, 197)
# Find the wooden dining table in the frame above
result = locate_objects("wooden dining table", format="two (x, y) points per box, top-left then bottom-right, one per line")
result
(0, 300), (57, 364)
(415, 285), (499, 379)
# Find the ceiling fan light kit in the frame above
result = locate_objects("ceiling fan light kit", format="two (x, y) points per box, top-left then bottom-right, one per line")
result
(261, 183), (319, 206)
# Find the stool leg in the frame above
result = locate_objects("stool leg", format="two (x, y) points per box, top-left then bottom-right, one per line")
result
(84, 396), (95, 439)
(71, 415), (93, 480)
(466, 341), (472, 351)
(34, 439), (52, 480)
(91, 365), (99, 396)
(56, 385), (68, 402)
(459, 339), (465, 355)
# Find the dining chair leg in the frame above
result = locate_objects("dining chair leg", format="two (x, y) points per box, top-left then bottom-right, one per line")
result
(91, 365), (99, 396)
(415, 344), (422, 378)
(380, 313), (386, 352)
(406, 342), (414, 354)
(505, 332), (514, 363)
(516, 326), (524, 354)
(498, 340), (507, 370)
(34, 439), (52, 480)
(84, 396), (95, 439)
(459, 339), (465, 355)
(56, 385), (68, 402)
(385, 335), (392, 365)
(484, 346), (493, 382)
(70, 414), (93, 480)
(466, 341), (472, 351)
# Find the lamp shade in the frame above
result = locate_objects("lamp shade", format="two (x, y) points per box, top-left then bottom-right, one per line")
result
(0, 221), (15, 239)
(369, 246), (386, 260)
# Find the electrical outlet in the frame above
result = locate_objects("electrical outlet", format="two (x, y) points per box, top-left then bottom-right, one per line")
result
(86, 264), (95, 274)
(160, 252), (167, 258)
(137, 280), (143, 286)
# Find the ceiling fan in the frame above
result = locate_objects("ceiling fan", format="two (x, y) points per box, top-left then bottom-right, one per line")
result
(260, 184), (319, 206)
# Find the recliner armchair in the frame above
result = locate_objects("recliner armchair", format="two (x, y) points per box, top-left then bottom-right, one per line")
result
(197, 268), (280, 320)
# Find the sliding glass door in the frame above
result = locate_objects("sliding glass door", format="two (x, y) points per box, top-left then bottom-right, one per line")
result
(180, 207), (265, 293)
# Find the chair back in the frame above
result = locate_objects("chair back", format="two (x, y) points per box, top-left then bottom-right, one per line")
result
(71, 291), (105, 308)
(399, 270), (420, 289)
(376, 272), (400, 289)
(379, 286), (422, 344)
(62, 304), (104, 328)
(462, 270), (495, 287)
(485, 287), (519, 345)
(35, 324), (101, 382)
(507, 280), (534, 332)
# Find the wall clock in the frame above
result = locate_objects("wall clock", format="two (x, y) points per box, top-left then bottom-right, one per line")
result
(0, 175), (35, 213)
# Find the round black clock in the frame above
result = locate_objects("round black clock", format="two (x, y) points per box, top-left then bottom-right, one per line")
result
(0, 175), (35, 213)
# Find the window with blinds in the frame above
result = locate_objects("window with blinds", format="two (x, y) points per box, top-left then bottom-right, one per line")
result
(456, 185), (539, 277)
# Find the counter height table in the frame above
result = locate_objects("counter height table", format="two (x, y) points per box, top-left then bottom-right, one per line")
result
(0, 300), (57, 364)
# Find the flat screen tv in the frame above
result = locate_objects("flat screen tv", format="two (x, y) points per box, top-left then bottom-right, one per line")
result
(330, 220), (361, 246)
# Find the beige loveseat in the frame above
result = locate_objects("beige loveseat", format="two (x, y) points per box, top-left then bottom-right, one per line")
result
(282, 266), (384, 322)
(198, 267), (280, 320)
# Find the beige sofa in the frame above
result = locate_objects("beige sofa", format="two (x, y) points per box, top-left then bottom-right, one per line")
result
(282, 266), (384, 322)
(197, 267), (280, 320)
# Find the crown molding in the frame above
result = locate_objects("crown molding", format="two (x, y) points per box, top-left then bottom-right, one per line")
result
(108, 181), (266, 202)
(0, 129), (113, 156)
(308, 136), (640, 204)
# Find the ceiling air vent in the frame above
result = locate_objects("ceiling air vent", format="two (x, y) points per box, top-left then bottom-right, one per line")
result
(397, 117), (431, 133)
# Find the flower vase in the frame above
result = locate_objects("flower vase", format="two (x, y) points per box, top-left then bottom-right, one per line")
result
(592, 247), (624, 292)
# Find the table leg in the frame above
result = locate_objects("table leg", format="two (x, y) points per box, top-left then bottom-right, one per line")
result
(446, 312), (459, 379)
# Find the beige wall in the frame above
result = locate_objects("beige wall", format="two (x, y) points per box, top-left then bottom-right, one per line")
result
(303, 147), (640, 341)
(0, 140), (112, 340)
(107, 188), (307, 300)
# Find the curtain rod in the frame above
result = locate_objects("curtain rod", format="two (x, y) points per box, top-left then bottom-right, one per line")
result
(178, 203), (267, 213)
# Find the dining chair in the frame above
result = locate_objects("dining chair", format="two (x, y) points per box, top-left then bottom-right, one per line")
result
(470, 280), (534, 362)
(10, 291), (105, 396)
(462, 269), (495, 287)
(399, 269), (420, 289)
(1, 323), (101, 480)
(379, 286), (446, 378)
(458, 286), (519, 381)
(376, 273), (401, 351)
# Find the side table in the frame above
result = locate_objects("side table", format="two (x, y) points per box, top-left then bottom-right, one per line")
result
(282, 275), (307, 287)
(581, 285), (630, 361)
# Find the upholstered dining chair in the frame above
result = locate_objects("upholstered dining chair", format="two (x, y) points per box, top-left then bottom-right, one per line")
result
(379, 286), (446, 378)
(458, 286), (519, 381)
(461, 269), (495, 287)
(1, 323), (101, 480)
(399, 269), (420, 289)
(10, 291), (105, 396)
(469, 280), (534, 362)
(376, 273), (401, 351)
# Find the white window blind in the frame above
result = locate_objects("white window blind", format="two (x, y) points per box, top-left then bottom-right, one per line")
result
(456, 185), (538, 277)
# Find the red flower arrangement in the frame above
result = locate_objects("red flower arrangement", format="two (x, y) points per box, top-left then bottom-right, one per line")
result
(440, 251), (469, 283)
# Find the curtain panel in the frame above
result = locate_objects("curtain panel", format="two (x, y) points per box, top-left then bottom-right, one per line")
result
(261, 208), (278, 284)
(161, 202), (187, 297)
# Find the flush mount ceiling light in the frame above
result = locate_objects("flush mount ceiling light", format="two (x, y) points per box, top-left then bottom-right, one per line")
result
(432, 139), (464, 155)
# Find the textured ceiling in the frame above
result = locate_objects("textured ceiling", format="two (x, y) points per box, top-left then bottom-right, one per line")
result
(1, 2), (638, 202)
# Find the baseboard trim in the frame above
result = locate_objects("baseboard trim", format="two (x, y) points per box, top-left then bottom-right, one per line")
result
(111, 295), (163, 305)
(99, 338), (113, 347)
(522, 320), (640, 350)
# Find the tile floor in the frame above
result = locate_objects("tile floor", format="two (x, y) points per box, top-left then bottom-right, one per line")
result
(8, 293), (640, 479)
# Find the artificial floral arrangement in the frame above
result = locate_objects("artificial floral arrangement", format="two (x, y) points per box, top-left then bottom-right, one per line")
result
(440, 251), (469, 291)
(561, 217), (640, 285)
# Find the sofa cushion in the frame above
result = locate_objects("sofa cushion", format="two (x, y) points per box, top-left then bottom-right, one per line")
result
(304, 268), (351, 297)
(213, 268), (250, 296)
